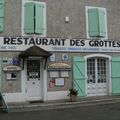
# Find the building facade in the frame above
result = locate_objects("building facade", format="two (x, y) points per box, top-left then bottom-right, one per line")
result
(0, 0), (120, 103)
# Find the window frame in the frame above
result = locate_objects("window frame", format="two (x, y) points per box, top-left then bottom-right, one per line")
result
(85, 6), (108, 39)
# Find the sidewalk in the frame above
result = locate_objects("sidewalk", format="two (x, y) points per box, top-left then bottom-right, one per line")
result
(8, 96), (120, 112)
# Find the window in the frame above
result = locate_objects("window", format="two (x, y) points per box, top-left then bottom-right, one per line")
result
(24, 1), (46, 36)
(0, 0), (4, 32)
(86, 7), (107, 39)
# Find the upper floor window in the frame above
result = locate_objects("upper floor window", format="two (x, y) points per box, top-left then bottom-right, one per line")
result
(0, 0), (4, 32)
(23, 1), (46, 36)
(86, 6), (107, 39)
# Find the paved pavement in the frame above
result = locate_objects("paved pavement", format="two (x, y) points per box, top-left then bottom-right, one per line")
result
(1, 100), (120, 120)
(8, 95), (120, 112)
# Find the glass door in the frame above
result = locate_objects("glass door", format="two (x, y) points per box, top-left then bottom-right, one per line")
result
(87, 58), (107, 96)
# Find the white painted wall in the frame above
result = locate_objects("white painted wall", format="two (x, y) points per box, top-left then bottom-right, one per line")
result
(2, 93), (26, 103)
(47, 91), (69, 100)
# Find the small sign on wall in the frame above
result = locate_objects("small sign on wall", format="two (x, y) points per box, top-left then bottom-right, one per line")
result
(49, 71), (59, 78)
(50, 53), (56, 62)
(55, 78), (65, 86)
(62, 53), (69, 61)
(2, 57), (19, 65)
(60, 71), (69, 77)
(3, 65), (21, 71)
(6, 73), (17, 80)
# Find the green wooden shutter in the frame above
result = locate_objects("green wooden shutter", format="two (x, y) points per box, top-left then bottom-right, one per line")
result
(88, 9), (99, 37)
(73, 57), (85, 96)
(35, 3), (44, 34)
(98, 9), (106, 37)
(88, 8), (106, 37)
(24, 2), (34, 33)
(112, 57), (120, 95)
(0, 0), (4, 32)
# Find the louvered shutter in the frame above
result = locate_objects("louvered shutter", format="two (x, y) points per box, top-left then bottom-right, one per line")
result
(24, 2), (34, 33)
(73, 57), (86, 96)
(35, 3), (44, 34)
(88, 9), (99, 37)
(88, 8), (106, 37)
(98, 9), (106, 37)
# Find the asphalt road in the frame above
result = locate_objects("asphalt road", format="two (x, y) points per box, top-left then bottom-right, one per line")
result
(1, 102), (120, 120)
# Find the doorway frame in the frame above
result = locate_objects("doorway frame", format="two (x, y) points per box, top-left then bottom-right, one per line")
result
(84, 54), (112, 96)
(26, 59), (43, 101)
(22, 57), (48, 102)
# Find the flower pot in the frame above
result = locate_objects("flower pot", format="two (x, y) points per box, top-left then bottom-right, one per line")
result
(70, 95), (77, 102)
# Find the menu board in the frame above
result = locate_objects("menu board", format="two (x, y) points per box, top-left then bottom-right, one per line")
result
(50, 71), (59, 78)
(60, 71), (69, 77)
(55, 78), (64, 86)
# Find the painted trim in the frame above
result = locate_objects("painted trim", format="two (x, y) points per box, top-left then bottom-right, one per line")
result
(21, 65), (26, 100)
(108, 58), (112, 95)
(0, 58), (2, 91)
(85, 6), (108, 39)
(84, 54), (111, 96)
(43, 69), (47, 101)
(21, 59), (27, 101)
(84, 54), (111, 60)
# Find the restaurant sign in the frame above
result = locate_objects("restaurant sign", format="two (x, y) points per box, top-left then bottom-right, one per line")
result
(0, 37), (120, 52)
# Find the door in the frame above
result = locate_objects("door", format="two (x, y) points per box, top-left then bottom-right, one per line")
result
(87, 58), (108, 96)
(73, 57), (86, 97)
(112, 57), (120, 94)
(26, 59), (42, 100)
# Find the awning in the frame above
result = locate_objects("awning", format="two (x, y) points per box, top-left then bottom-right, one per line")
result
(48, 63), (71, 70)
(18, 46), (52, 69)
(19, 46), (52, 58)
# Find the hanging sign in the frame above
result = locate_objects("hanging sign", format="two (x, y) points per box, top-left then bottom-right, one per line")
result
(0, 37), (120, 52)
(3, 65), (21, 71)
(48, 63), (71, 70)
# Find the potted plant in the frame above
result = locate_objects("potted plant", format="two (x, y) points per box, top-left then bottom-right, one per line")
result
(68, 88), (78, 102)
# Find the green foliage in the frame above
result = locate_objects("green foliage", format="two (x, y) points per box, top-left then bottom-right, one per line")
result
(68, 88), (78, 96)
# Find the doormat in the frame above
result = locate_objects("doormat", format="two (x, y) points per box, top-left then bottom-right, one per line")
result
(29, 100), (43, 103)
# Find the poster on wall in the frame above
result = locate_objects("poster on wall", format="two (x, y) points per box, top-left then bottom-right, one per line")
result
(48, 78), (55, 88)
(55, 78), (64, 86)
(49, 71), (59, 78)
(60, 71), (69, 77)
(6, 73), (17, 80)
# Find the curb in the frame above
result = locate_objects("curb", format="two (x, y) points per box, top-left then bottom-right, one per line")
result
(9, 97), (120, 112)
